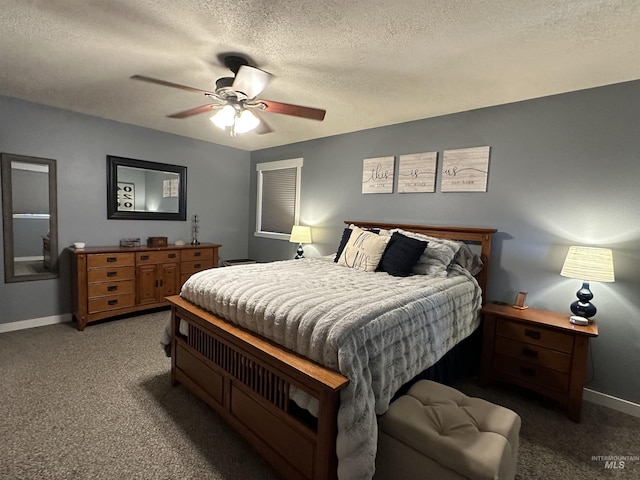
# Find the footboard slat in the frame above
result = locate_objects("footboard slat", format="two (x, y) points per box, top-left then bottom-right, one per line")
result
(168, 295), (348, 480)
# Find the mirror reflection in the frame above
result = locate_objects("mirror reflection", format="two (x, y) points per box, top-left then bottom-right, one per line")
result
(116, 165), (180, 214)
(107, 156), (187, 221)
(1, 153), (58, 282)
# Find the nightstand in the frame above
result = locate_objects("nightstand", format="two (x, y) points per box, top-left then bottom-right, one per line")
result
(479, 302), (598, 422)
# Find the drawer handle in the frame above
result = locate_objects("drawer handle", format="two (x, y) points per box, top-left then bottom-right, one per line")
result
(524, 329), (541, 340)
(520, 366), (536, 377)
(108, 299), (118, 306)
(141, 255), (149, 261)
(194, 252), (202, 257)
(106, 257), (117, 263)
(522, 347), (538, 359)
(106, 271), (117, 277)
(168, 253), (176, 258)
(107, 285), (118, 292)
(194, 263), (201, 268)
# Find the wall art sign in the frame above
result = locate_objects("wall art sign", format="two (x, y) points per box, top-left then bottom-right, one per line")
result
(441, 146), (490, 192)
(398, 151), (437, 193)
(163, 178), (179, 198)
(117, 182), (135, 211)
(362, 156), (395, 194)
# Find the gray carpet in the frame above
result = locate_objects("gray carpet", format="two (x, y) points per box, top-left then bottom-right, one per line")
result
(1, 310), (639, 479)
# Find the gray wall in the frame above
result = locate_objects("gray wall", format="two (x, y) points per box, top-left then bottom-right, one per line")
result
(0, 95), (251, 323)
(249, 80), (640, 404)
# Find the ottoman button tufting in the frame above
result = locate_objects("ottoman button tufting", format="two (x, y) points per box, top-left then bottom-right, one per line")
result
(375, 380), (521, 480)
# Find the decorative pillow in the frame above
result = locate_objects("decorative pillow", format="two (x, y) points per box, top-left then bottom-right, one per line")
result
(338, 226), (390, 272)
(380, 232), (428, 277)
(391, 229), (461, 276)
(453, 242), (484, 275)
(334, 227), (353, 262)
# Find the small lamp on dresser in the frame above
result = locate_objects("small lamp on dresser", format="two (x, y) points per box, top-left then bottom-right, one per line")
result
(289, 225), (312, 259)
(560, 246), (615, 325)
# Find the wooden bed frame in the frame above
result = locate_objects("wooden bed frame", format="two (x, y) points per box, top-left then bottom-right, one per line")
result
(166, 222), (496, 480)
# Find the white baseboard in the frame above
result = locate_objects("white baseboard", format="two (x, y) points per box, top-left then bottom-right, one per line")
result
(584, 388), (640, 418)
(0, 313), (72, 333)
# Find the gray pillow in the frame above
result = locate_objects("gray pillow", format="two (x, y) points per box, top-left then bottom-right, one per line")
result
(453, 242), (484, 275)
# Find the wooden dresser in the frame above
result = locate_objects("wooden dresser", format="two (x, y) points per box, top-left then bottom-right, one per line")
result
(479, 302), (598, 422)
(70, 243), (220, 330)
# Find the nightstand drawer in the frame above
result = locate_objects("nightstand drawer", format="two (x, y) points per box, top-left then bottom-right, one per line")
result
(136, 250), (180, 264)
(494, 354), (569, 392)
(494, 337), (572, 373)
(87, 266), (135, 283)
(87, 280), (135, 298)
(88, 293), (136, 314)
(181, 259), (214, 275)
(496, 319), (574, 353)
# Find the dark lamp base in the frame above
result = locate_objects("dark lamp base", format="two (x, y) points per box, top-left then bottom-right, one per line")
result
(294, 243), (305, 259)
(570, 281), (596, 319)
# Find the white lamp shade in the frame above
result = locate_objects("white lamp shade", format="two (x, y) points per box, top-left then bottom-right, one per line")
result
(560, 246), (615, 282)
(289, 225), (312, 244)
(234, 109), (260, 133)
(211, 105), (235, 130)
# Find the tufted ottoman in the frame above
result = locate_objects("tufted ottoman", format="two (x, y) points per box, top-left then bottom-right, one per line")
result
(375, 380), (520, 480)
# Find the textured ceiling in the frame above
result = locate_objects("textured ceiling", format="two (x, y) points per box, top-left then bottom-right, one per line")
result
(1, 1), (639, 151)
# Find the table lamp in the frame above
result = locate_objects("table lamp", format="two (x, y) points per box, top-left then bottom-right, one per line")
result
(560, 246), (615, 325)
(289, 225), (312, 259)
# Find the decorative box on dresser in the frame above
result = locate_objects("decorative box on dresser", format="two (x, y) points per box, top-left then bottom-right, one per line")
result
(71, 243), (220, 331)
(479, 302), (598, 422)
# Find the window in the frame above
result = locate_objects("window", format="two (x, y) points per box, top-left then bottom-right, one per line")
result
(255, 158), (303, 240)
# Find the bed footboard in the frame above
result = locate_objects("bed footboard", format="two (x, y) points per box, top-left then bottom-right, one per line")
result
(167, 295), (349, 480)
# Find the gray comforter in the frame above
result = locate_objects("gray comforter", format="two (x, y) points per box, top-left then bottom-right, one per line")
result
(180, 256), (482, 480)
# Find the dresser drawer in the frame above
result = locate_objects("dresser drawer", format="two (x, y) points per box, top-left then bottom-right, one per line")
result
(88, 293), (136, 314)
(494, 336), (572, 373)
(87, 280), (135, 298)
(181, 259), (214, 275)
(136, 250), (180, 264)
(87, 253), (134, 268)
(496, 319), (574, 353)
(181, 248), (214, 262)
(87, 266), (135, 283)
(493, 354), (569, 393)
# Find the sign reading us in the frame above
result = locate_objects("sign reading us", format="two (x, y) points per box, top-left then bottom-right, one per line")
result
(441, 146), (491, 192)
(362, 156), (395, 194)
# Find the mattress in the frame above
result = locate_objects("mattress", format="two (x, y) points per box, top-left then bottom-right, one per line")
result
(179, 256), (482, 480)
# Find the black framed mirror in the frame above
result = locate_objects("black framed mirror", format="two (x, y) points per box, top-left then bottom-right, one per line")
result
(1, 153), (58, 283)
(107, 155), (187, 220)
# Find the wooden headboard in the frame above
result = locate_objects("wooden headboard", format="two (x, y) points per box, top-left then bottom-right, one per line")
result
(345, 221), (497, 303)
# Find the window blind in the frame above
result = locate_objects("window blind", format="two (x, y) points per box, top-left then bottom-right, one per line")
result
(261, 167), (297, 234)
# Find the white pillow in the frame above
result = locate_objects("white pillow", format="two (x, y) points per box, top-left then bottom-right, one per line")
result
(338, 226), (390, 272)
(391, 228), (461, 276)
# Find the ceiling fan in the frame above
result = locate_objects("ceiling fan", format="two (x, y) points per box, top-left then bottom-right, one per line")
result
(131, 55), (326, 135)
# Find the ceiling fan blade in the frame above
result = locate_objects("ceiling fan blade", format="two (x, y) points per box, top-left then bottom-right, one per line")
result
(252, 111), (273, 135)
(232, 65), (272, 99)
(131, 75), (213, 95)
(259, 100), (326, 121)
(167, 103), (222, 119)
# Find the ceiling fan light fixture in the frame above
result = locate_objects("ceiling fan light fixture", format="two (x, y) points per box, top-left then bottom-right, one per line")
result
(233, 109), (260, 134)
(210, 104), (236, 130)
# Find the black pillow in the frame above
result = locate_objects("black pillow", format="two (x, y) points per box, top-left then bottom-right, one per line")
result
(380, 232), (428, 277)
(334, 228), (353, 262)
